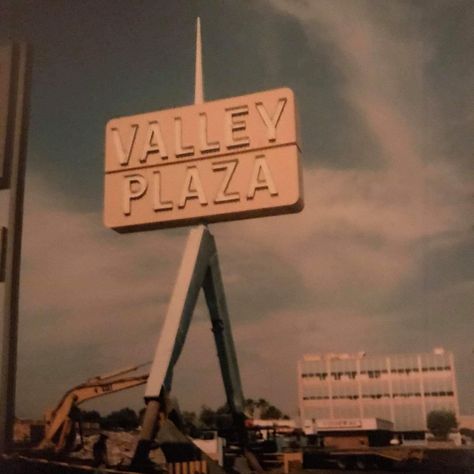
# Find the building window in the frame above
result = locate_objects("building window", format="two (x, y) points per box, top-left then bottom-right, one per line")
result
(362, 394), (386, 399)
(368, 370), (381, 378)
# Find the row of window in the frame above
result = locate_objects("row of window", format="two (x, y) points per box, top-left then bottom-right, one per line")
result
(302, 366), (451, 379)
(421, 366), (451, 372)
(302, 391), (455, 401)
(424, 391), (454, 397)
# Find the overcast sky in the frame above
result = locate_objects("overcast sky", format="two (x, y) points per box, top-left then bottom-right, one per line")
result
(1, 0), (472, 421)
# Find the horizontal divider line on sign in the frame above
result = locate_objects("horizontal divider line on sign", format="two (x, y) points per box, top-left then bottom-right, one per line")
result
(105, 142), (301, 175)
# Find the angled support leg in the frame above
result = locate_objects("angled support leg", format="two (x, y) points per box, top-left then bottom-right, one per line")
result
(132, 225), (245, 470)
(145, 225), (214, 398)
(203, 240), (245, 415)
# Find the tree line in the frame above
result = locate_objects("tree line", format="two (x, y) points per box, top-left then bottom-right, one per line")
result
(81, 407), (140, 431)
(80, 406), (468, 442)
(80, 397), (288, 432)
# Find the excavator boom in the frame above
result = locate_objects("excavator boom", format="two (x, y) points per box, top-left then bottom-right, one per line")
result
(37, 372), (148, 451)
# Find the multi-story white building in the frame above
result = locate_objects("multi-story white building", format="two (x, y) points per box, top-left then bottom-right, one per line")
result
(298, 348), (459, 433)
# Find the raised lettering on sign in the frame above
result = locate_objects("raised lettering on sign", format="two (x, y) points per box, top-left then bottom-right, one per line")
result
(120, 155), (281, 216)
(104, 87), (302, 232)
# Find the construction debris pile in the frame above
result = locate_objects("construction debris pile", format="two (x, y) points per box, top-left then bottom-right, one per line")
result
(70, 430), (166, 468)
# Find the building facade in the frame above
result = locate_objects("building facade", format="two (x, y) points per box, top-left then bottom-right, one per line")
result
(298, 349), (459, 432)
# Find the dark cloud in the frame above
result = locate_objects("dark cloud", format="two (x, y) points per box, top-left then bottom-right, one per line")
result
(423, 1), (474, 174)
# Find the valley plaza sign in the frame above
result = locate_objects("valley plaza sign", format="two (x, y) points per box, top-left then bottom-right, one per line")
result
(104, 87), (303, 232)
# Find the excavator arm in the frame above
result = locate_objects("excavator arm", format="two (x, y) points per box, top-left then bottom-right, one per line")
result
(37, 370), (148, 451)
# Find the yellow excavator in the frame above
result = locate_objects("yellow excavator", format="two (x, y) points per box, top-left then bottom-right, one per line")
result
(36, 363), (149, 452)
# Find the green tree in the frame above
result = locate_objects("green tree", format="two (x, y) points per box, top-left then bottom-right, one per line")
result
(216, 403), (230, 415)
(244, 398), (256, 417)
(256, 398), (270, 417)
(81, 409), (102, 423)
(427, 410), (458, 440)
(101, 407), (139, 430)
(198, 405), (217, 429)
(244, 398), (288, 419)
(261, 405), (283, 420)
(196, 398), (288, 429)
(182, 410), (197, 425)
(182, 410), (199, 436)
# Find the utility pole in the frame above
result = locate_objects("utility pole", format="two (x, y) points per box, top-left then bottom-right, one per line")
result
(0, 42), (32, 453)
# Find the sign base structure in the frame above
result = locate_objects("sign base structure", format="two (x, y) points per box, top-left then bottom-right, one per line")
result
(132, 225), (245, 468)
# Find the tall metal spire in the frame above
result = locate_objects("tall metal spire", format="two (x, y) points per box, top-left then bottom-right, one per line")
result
(194, 17), (204, 105)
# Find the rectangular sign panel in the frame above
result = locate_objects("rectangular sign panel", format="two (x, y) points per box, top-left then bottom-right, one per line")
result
(104, 88), (302, 232)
